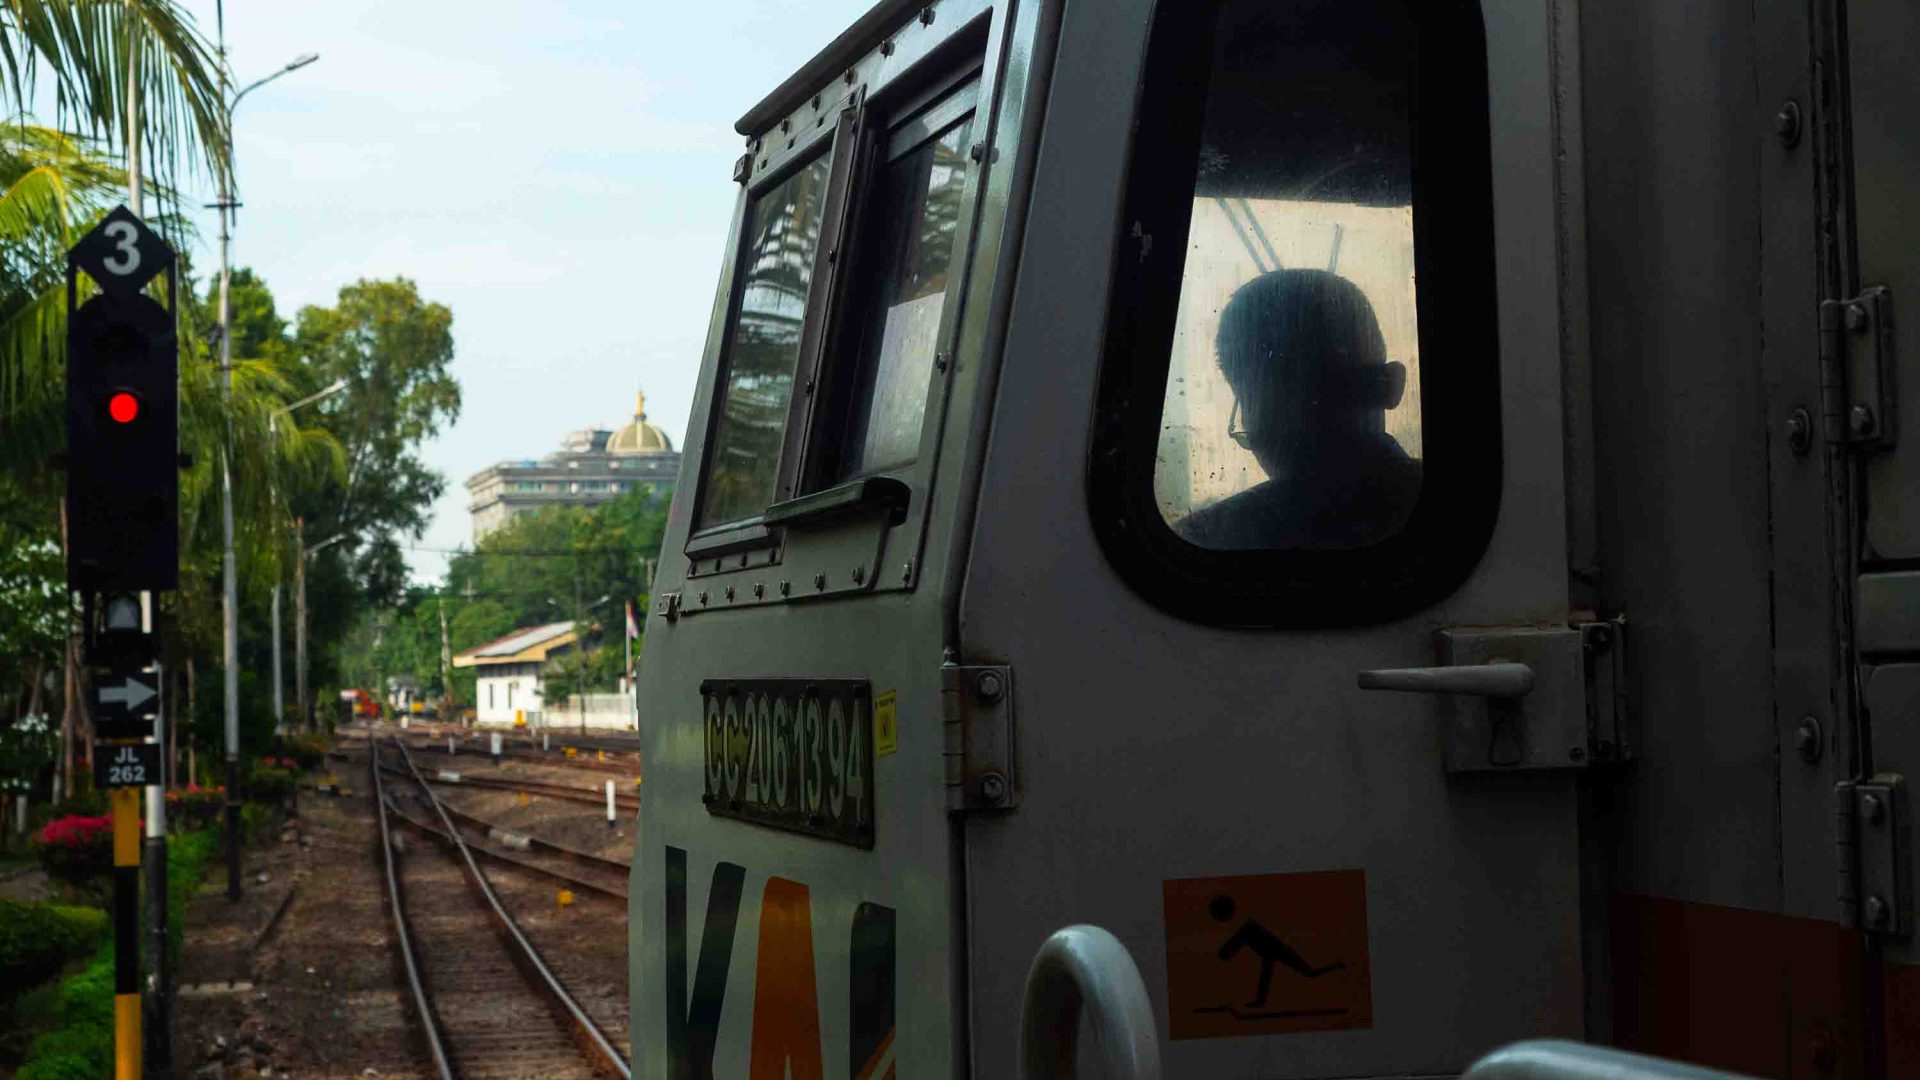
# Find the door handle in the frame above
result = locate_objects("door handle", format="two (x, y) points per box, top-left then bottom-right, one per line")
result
(1356, 662), (1535, 699)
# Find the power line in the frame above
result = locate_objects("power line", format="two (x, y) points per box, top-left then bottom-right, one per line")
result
(403, 544), (648, 557)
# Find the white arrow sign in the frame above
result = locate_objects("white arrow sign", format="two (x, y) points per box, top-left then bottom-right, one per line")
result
(97, 675), (157, 712)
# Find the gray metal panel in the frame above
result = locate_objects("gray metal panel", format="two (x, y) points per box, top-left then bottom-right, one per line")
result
(958, 0), (1583, 1075)
(1861, 664), (1920, 966)
(1859, 572), (1920, 655)
(735, 0), (923, 134)
(1580, 0), (1782, 911)
(1752, 0), (1847, 925)
(630, 2), (1043, 1076)
(1849, 0), (1920, 558)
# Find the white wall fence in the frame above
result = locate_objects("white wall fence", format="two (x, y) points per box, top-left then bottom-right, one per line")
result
(475, 691), (636, 732)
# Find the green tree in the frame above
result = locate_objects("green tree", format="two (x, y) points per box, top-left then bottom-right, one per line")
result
(290, 278), (460, 608)
(0, 475), (65, 720)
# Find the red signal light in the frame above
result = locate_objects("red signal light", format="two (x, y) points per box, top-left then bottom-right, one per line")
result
(108, 391), (139, 424)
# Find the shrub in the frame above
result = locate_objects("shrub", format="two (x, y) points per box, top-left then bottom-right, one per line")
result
(13, 827), (217, 1080)
(164, 784), (224, 830)
(247, 760), (298, 807)
(30, 815), (112, 889)
(0, 901), (108, 1006)
(280, 734), (329, 770)
(28, 786), (107, 832)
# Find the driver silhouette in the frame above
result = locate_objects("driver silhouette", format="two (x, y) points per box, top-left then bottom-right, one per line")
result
(1174, 268), (1420, 550)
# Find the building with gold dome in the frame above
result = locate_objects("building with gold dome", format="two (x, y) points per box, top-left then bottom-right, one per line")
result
(466, 392), (683, 541)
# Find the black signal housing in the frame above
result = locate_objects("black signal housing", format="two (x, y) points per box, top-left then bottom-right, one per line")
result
(65, 291), (179, 591)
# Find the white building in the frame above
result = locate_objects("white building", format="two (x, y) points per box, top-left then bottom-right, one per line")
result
(466, 392), (681, 541)
(451, 621), (580, 726)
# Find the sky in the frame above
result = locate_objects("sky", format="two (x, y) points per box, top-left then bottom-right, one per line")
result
(177, 0), (875, 582)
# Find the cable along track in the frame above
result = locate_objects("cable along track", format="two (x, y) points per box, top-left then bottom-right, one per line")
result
(372, 738), (631, 1080)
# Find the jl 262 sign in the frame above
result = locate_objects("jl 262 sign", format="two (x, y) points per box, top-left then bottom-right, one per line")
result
(94, 742), (160, 789)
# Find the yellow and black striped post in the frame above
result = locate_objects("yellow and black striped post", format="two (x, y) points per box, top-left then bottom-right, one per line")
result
(111, 785), (141, 1080)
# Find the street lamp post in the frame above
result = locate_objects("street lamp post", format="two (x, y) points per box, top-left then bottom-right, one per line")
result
(269, 379), (346, 737)
(216, 50), (319, 902)
(297, 531), (347, 733)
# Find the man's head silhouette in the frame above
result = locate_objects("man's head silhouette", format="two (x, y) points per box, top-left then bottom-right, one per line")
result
(1209, 894), (1237, 923)
(1215, 268), (1405, 481)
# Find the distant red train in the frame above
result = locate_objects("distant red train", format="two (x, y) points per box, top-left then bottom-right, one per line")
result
(338, 689), (382, 720)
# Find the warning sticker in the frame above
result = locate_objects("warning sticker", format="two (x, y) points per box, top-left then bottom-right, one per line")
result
(873, 690), (898, 758)
(1162, 869), (1371, 1039)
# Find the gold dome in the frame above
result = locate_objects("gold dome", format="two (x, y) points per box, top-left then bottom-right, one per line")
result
(608, 391), (674, 454)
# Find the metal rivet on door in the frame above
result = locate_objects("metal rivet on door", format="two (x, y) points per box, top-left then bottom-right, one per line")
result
(1775, 100), (1801, 148)
(1795, 716), (1823, 762)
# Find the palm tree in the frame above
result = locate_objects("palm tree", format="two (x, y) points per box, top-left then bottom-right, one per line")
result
(1, 0), (231, 190)
(0, 0), (232, 429)
(0, 120), (124, 454)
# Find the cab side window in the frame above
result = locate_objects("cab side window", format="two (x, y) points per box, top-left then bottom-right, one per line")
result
(811, 83), (978, 483)
(696, 155), (834, 531)
(1091, 0), (1500, 626)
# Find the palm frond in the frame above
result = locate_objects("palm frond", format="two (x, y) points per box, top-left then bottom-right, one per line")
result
(1, 0), (231, 189)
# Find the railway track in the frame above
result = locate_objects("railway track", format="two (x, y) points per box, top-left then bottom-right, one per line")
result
(380, 760), (642, 814)
(382, 784), (630, 899)
(402, 735), (638, 776)
(372, 738), (631, 1080)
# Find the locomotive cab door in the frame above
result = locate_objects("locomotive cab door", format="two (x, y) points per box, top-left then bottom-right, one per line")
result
(1834, 0), (1920, 1063)
(632, 3), (1039, 1078)
(957, 0), (1598, 1075)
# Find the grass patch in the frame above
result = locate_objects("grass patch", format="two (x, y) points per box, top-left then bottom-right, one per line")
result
(0, 900), (108, 1005)
(0, 902), (109, 1069)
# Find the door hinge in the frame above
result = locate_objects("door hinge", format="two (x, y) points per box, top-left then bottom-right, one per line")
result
(941, 660), (1016, 813)
(1836, 774), (1909, 935)
(1580, 616), (1631, 765)
(1819, 285), (1896, 448)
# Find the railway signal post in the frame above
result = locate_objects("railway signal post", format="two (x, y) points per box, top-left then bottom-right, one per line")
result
(65, 205), (181, 1080)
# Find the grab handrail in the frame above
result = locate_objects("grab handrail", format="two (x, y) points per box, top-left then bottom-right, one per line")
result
(1465, 1039), (1762, 1080)
(1020, 925), (1161, 1080)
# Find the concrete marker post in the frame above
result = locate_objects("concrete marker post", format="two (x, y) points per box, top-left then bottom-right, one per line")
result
(605, 781), (615, 830)
(490, 732), (501, 767)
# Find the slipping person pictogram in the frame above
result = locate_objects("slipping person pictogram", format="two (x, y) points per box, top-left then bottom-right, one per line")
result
(1209, 893), (1346, 1008)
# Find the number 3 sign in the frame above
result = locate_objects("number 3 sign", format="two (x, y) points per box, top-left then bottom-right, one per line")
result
(69, 206), (174, 300)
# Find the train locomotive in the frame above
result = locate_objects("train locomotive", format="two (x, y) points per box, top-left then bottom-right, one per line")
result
(630, 0), (1920, 1076)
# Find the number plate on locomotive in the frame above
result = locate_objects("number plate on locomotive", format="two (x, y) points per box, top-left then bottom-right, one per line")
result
(700, 679), (875, 847)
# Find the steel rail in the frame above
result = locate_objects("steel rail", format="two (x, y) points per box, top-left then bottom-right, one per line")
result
(390, 739), (633, 1080)
(380, 762), (641, 813)
(381, 796), (627, 900)
(402, 735), (636, 775)
(427, 794), (631, 875)
(370, 740), (457, 1080)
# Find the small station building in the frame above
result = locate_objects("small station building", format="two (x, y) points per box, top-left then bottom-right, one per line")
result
(451, 621), (581, 726)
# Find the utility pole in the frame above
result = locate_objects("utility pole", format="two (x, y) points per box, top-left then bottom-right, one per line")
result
(271, 584), (283, 735)
(575, 574), (586, 736)
(213, 44), (321, 901)
(216, 118), (241, 902)
(439, 595), (453, 715)
(123, 8), (172, 1070)
(296, 519), (308, 728)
